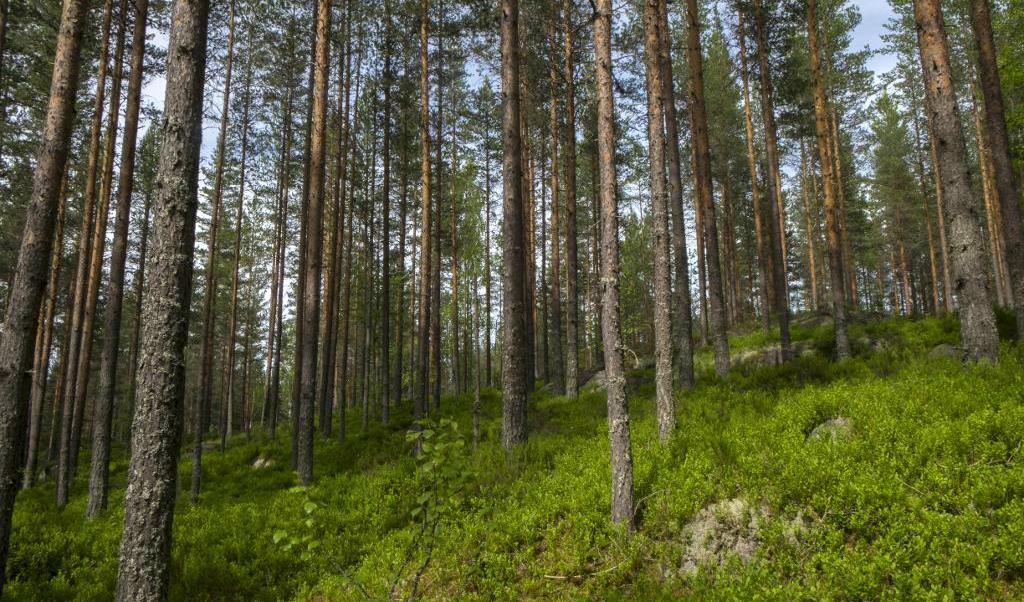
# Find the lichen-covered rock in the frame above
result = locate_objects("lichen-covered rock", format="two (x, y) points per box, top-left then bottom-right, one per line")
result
(680, 498), (766, 574)
(928, 343), (964, 361)
(808, 416), (853, 441)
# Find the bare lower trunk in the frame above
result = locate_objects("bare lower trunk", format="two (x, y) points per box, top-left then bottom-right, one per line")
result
(113, 0), (208, 596)
(563, 0), (579, 397)
(593, 0), (635, 529)
(500, 0), (527, 449)
(969, 0), (1024, 337)
(808, 0), (850, 359)
(296, 0), (331, 484)
(913, 0), (999, 361)
(87, 0), (149, 517)
(642, 0), (675, 440)
(685, 0), (729, 375)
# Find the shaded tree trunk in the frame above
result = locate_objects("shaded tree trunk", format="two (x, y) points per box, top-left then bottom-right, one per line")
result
(751, 0), (791, 360)
(414, 0), (432, 428)
(685, 0), (729, 375)
(191, 0), (234, 502)
(969, 0), (1024, 337)
(563, 0), (579, 397)
(55, 0), (115, 509)
(87, 0), (150, 516)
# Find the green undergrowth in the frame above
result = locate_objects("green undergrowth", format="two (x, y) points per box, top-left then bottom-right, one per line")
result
(6, 314), (1024, 600)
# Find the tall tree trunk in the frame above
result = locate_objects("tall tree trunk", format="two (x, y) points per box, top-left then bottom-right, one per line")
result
(0, 0), (89, 581)
(191, 0), (234, 501)
(800, 140), (819, 311)
(414, 0), (432, 429)
(55, 0), (115, 509)
(263, 87), (293, 436)
(500, 0), (527, 450)
(222, 57), (252, 450)
(70, 0), (128, 487)
(319, 2), (350, 437)
(657, 0), (693, 388)
(394, 97), (410, 403)
(752, 0), (791, 360)
(87, 0), (150, 517)
(451, 140), (461, 395)
(685, 0), (729, 375)
(380, 2), (393, 421)
(124, 189), (150, 446)
(593, 0), (634, 528)
(25, 185), (65, 490)
(830, 101), (857, 308)
(547, 37), (565, 395)
(113, 0), (209, 596)
(969, 0), (1024, 336)
(737, 11), (771, 332)
(563, 0), (579, 397)
(642, 0), (675, 441)
(296, 0), (331, 485)
(912, 111), (942, 313)
(913, 0), (999, 361)
(807, 0), (851, 359)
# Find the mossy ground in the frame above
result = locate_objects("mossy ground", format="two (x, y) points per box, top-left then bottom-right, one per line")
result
(7, 314), (1024, 600)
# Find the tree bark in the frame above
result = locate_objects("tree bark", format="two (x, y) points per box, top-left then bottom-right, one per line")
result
(685, 0), (729, 375)
(593, 0), (635, 529)
(380, 2), (393, 421)
(737, 12), (770, 330)
(414, 0), (432, 429)
(913, 0), (999, 361)
(296, 0), (331, 484)
(55, 0), (115, 509)
(547, 32), (565, 395)
(657, 0), (694, 389)
(807, 0), (851, 359)
(87, 0), (150, 517)
(969, 0), (1024, 337)
(25, 183), (65, 490)
(500, 0), (527, 450)
(563, 0), (579, 398)
(751, 0), (791, 360)
(642, 0), (675, 441)
(113, 0), (209, 596)
(191, 0), (234, 501)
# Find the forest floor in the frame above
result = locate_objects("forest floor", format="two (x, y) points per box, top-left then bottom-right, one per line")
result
(8, 314), (1024, 600)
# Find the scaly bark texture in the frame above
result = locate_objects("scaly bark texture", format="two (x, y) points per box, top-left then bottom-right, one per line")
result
(415, 0), (431, 428)
(807, 0), (851, 359)
(0, 0), (89, 588)
(685, 0), (729, 376)
(500, 0), (528, 450)
(912, 0), (999, 361)
(642, 0), (676, 441)
(969, 0), (1024, 338)
(593, 0), (634, 529)
(114, 0), (209, 597)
